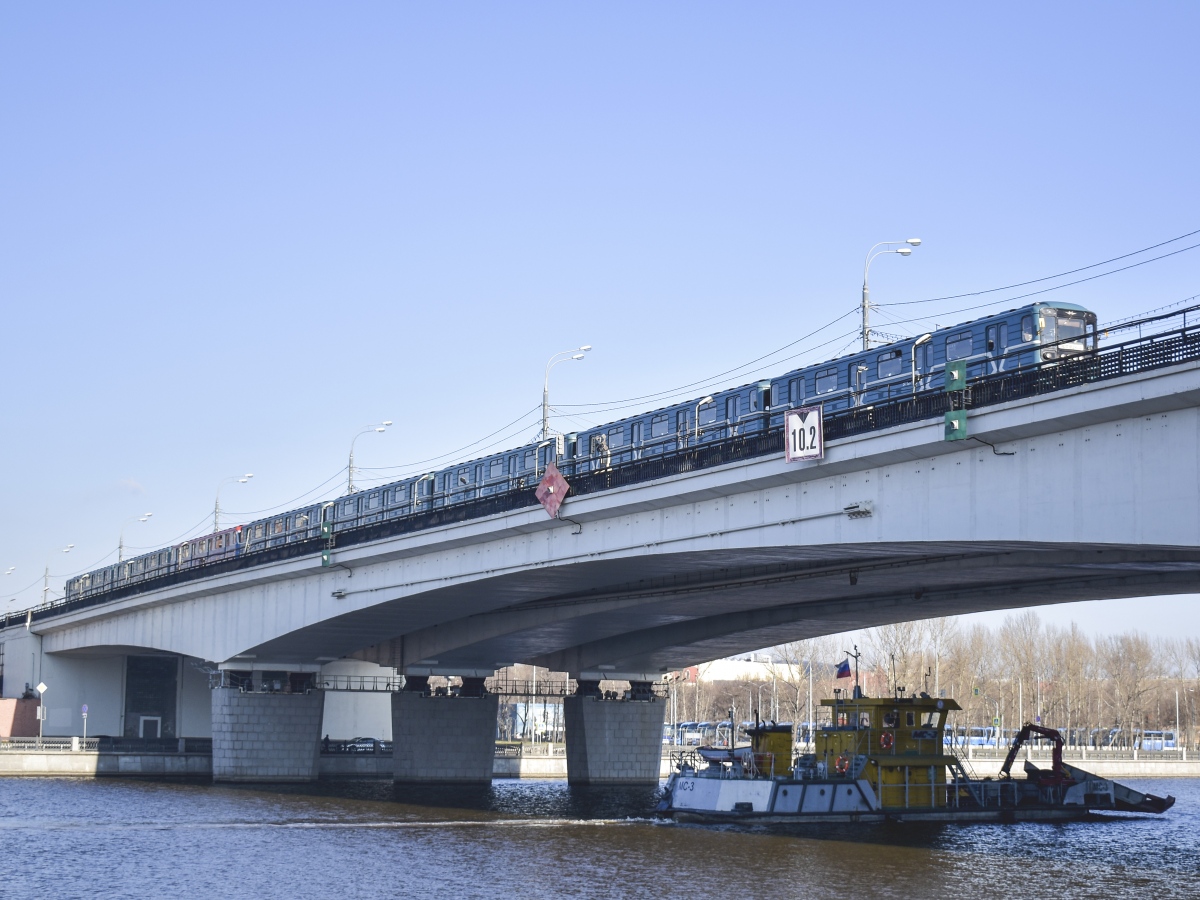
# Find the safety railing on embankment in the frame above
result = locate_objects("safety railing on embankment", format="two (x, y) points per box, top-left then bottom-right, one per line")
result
(0, 737), (212, 754)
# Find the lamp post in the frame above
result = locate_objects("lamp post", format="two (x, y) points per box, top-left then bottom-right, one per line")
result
(911, 333), (933, 395)
(862, 238), (921, 351)
(42, 545), (73, 606)
(118, 513), (153, 563)
(542, 346), (591, 440)
(214, 474), (253, 532)
(694, 396), (714, 444)
(348, 421), (392, 494)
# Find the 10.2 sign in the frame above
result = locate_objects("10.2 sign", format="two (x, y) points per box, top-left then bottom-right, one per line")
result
(784, 406), (824, 462)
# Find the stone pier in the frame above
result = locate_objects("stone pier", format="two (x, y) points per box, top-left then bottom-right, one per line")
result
(391, 678), (499, 784)
(563, 681), (666, 784)
(211, 688), (324, 782)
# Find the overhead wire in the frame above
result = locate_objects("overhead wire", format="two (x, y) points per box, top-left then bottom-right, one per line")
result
(877, 228), (1200, 308)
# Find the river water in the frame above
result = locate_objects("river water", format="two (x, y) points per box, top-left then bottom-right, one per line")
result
(2, 777), (1197, 898)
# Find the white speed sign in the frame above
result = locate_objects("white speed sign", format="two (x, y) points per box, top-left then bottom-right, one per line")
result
(784, 406), (824, 462)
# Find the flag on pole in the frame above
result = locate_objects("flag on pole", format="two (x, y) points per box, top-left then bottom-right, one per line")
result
(835, 659), (852, 679)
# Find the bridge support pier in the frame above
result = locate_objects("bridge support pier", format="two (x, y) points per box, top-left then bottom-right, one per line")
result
(211, 687), (324, 783)
(391, 679), (498, 784)
(563, 681), (666, 785)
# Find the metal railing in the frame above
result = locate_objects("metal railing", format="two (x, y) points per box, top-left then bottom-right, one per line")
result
(11, 314), (1200, 629)
(319, 676), (403, 692)
(0, 736), (212, 753)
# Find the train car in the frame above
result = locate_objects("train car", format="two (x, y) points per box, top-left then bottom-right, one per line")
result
(176, 525), (244, 571)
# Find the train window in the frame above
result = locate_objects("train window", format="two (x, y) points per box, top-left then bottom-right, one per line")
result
(676, 411), (687, 433)
(698, 401), (717, 425)
(815, 367), (838, 394)
(522, 449), (534, 470)
(749, 391), (760, 412)
(368, 493), (381, 508)
(489, 458), (505, 479)
(725, 396), (739, 420)
(474, 464), (483, 483)
(457, 469), (469, 486)
(631, 421), (642, 444)
(1021, 315), (1034, 342)
(986, 325), (997, 352)
(607, 427), (625, 448)
(273, 518), (284, 534)
(877, 350), (903, 378)
(997, 323), (1007, 351)
(946, 332), (973, 360)
(789, 378), (803, 404)
(254, 523), (265, 539)
(341, 500), (355, 515)
(509, 455), (517, 475)
(651, 415), (669, 438)
(395, 485), (408, 502)
(215, 534), (225, 549)
(1057, 314), (1087, 342)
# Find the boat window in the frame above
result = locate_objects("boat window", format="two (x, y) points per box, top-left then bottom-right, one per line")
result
(945, 331), (973, 360)
(877, 349), (903, 378)
(1022, 315), (1034, 342)
(725, 396), (739, 420)
(489, 458), (505, 479)
(815, 367), (838, 394)
(906, 711), (916, 727)
(651, 414), (669, 438)
(607, 426), (625, 448)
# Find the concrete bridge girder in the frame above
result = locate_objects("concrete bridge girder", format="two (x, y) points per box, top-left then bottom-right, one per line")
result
(26, 360), (1200, 676)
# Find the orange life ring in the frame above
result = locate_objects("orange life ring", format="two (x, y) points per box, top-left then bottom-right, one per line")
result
(835, 753), (850, 775)
(880, 732), (895, 750)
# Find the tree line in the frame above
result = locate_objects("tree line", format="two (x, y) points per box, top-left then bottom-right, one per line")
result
(667, 612), (1199, 749)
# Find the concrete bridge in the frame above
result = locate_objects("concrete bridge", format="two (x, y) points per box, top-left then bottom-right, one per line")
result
(4, 332), (1199, 785)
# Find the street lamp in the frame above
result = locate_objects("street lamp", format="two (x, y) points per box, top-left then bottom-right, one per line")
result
(862, 238), (921, 350)
(214, 474), (254, 532)
(42, 545), (72, 606)
(542, 346), (591, 439)
(348, 421), (392, 494)
(118, 513), (153, 563)
(911, 333), (932, 395)
(694, 396), (714, 444)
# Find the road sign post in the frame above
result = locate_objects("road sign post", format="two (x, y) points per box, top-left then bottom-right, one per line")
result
(784, 406), (825, 463)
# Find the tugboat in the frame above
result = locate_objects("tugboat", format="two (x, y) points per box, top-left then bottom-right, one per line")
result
(658, 688), (1174, 824)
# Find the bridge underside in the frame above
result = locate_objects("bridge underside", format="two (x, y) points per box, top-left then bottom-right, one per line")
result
(263, 541), (1200, 679)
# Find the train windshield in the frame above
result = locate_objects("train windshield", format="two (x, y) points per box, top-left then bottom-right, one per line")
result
(1043, 309), (1094, 351)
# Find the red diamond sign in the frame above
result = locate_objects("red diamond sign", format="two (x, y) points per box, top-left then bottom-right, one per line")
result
(535, 462), (570, 518)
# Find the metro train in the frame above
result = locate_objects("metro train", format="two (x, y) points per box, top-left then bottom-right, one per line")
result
(64, 300), (1097, 603)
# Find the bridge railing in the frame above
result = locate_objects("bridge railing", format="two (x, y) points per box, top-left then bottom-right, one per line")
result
(13, 315), (1200, 628)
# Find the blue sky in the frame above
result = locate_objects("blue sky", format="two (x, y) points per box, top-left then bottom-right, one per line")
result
(2, 4), (1198, 638)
